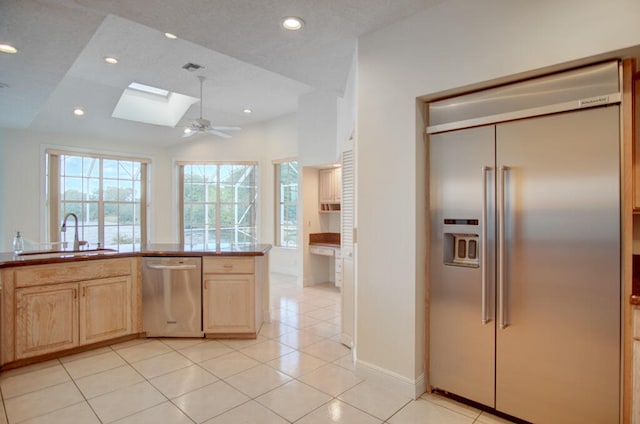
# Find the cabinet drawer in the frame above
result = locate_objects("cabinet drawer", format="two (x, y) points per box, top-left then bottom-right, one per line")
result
(309, 246), (335, 256)
(14, 258), (133, 288)
(203, 257), (254, 274)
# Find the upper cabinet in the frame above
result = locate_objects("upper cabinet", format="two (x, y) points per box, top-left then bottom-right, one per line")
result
(319, 167), (341, 212)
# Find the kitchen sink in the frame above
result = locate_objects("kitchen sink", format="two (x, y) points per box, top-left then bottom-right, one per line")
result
(17, 248), (118, 260)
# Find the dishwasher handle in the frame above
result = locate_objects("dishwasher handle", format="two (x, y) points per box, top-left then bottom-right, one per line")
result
(146, 263), (197, 270)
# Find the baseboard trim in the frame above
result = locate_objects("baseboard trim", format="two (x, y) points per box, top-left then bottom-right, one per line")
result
(340, 334), (354, 348)
(355, 359), (427, 399)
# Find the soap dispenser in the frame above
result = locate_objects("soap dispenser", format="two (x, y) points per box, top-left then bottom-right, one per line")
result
(13, 231), (24, 254)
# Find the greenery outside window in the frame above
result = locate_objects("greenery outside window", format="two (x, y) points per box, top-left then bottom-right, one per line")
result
(179, 162), (258, 248)
(47, 150), (148, 251)
(275, 159), (298, 248)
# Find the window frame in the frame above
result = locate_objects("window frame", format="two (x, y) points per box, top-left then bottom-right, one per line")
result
(178, 161), (259, 248)
(46, 149), (149, 251)
(274, 158), (299, 248)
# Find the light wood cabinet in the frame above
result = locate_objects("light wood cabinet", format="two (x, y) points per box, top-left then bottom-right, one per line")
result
(15, 283), (78, 359)
(319, 167), (341, 212)
(14, 276), (132, 359)
(202, 257), (261, 337)
(203, 274), (255, 334)
(1, 258), (139, 365)
(79, 276), (132, 345)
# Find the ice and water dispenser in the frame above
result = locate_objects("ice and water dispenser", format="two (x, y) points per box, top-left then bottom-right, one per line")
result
(443, 219), (479, 268)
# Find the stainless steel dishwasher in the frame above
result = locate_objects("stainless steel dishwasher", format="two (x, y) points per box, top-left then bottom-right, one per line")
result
(142, 257), (203, 337)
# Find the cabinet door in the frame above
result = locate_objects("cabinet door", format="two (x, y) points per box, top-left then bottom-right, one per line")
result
(203, 274), (255, 334)
(319, 168), (335, 203)
(15, 283), (79, 359)
(332, 167), (342, 202)
(79, 276), (132, 345)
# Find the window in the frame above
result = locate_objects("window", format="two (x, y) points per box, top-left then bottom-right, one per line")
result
(275, 160), (298, 248)
(179, 162), (258, 248)
(47, 151), (148, 250)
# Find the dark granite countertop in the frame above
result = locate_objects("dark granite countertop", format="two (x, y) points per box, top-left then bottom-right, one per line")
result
(0, 243), (272, 268)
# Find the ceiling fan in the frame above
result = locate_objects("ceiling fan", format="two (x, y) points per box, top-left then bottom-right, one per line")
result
(182, 75), (241, 139)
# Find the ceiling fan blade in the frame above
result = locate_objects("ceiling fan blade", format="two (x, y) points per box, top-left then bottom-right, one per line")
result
(211, 126), (241, 131)
(182, 129), (198, 138)
(207, 129), (233, 138)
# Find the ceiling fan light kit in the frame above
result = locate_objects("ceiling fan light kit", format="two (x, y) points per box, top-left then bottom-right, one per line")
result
(183, 75), (241, 139)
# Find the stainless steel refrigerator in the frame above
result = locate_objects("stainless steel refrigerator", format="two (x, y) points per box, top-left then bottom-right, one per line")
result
(428, 62), (621, 423)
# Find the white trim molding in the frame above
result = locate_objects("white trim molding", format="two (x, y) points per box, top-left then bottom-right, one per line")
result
(355, 359), (427, 399)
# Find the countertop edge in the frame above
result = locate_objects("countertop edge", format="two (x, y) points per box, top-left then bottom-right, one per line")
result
(0, 244), (272, 268)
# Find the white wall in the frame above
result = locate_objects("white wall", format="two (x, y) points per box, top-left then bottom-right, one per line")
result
(0, 128), (168, 251)
(337, 52), (357, 153)
(0, 129), (44, 251)
(262, 114), (302, 277)
(298, 91), (339, 167)
(356, 0), (640, 397)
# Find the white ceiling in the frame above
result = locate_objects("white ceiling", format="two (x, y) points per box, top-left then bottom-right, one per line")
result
(0, 0), (443, 146)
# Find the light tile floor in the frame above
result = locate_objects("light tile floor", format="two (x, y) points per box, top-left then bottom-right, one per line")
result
(0, 273), (514, 423)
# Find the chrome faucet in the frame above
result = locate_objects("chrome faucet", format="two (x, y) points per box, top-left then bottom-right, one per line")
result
(61, 212), (85, 251)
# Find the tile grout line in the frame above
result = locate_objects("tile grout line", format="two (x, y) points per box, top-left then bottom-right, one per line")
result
(0, 383), (8, 424)
(58, 357), (104, 424)
(97, 342), (189, 424)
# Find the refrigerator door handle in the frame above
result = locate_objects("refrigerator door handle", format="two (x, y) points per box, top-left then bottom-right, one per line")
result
(481, 166), (492, 324)
(498, 165), (509, 329)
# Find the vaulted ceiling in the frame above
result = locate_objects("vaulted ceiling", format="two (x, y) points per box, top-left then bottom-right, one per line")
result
(0, 0), (443, 146)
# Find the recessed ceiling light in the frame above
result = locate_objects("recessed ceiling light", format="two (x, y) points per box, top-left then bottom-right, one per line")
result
(243, 108), (252, 115)
(0, 44), (18, 54)
(104, 56), (118, 64)
(73, 108), (85, 116)
(164, 32), (177, 39)
(281, 17), (304, 31)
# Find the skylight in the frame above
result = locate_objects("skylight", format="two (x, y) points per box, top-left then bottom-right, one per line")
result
(128, 82), (169, 97)
(112, 85), (198, 127)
